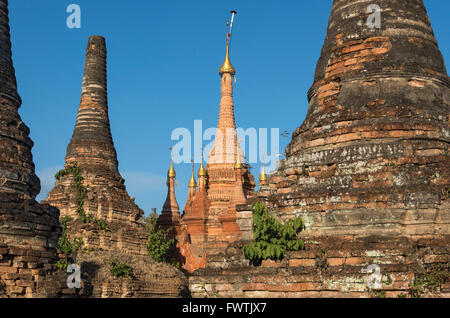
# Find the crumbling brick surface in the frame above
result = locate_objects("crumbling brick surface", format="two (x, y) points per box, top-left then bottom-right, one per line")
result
(249, 0), (449, 239)
(41, 250), (190, 298)
(45, 36), (147, 256)
(189, 0), (450, 297)
(189, 235), (450, 298)
(0, 0), (61, 298)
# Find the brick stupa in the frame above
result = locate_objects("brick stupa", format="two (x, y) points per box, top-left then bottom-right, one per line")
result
(44, 37), (189, 298)
(160, 19), (257, 271)
(0, 0), (61, 297)
(45, 36), (148, 255)
(261, 0), (450, 238)
(189, 0), (450, 297)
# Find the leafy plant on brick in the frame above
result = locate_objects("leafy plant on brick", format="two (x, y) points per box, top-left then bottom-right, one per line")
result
(369, 290), (387, 298)
(442, 187), (449, 200)
(144, 213), (176, 263)
(55, 162), (110, 232)
(408, 263), (449, 298)
(243, 202), (305, 265)
(109, 260), (132, 278)
(55, 259), (71, 271)
(57, 216), (84, 255)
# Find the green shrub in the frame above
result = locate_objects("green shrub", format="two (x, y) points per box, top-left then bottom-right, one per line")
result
(408, 263), (449, 298)
(58, 217), (84, 255)
(55, 162), (110, 232)
(144, 214), (176, 263)
(243, 202), (305, 265)
(109, 260), (132, 278)
(370, 290), (387, 298)
(55, 259), (71, 271)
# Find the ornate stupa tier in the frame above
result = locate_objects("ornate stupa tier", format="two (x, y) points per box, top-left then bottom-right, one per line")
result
(178, 11), (255, 271)
(206, 71), (255, 201)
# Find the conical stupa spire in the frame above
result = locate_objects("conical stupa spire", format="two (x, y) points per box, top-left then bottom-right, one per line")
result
(0, 0), (40, 197)
(160, 153), (180, 227)
(184, 161), (197, 212)
(189, 161), (197, 189)
(0, 0), (61, 297)
(46, 35), (144, 225)
(65, 35), (119, 177)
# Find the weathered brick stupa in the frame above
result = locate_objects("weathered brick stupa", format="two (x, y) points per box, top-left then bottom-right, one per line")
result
(0, 0), (61, 297)
(44, 36), (189, 298)
(45, 36), (148, 255)
(265, 0), (450, 238)
(189, 0), (450, 297)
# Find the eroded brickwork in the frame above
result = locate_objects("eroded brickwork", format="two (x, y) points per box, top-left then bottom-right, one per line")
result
(45, 36), (148, 256)
(190, 236), (449, 298)
(0, 0), (61, 298)
(268, 0), (450, 237)
(189, 0), (449, 297)
(43, 35), (188, 298)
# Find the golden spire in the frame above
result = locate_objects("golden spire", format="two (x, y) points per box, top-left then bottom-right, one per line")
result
(259, 164), (267, 183)
(219, 38), (236, 76)
(189, 160), (197, 188)
(234, 148), (243, 169)
(168, 147), (176, 178)
(259, 153), (268, 183)
(219, 11), (237, 76)
(198, 146), (207, 177)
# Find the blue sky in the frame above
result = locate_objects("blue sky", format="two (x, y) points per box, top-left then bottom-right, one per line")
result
(8, 1), (449, 215)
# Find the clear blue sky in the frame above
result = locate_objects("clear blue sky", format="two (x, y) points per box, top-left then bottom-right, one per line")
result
(8, 1), (449, 215)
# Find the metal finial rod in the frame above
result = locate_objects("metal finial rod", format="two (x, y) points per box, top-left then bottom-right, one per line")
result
(229, 10), (237, 40)
(170, 145), (174, 161)
(262, 151), (267, 165)
(230, 11), (237, 34)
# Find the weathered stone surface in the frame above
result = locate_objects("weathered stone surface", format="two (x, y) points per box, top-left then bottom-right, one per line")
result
(44, 36), (188, 297)
(244, 0), (449, 239)
(189, 0), (450, 297)
(39, 250), (189, 298)
(0, 0), (61, 298)
(45, 36), (147, 255)
(189, 236), (449, 298)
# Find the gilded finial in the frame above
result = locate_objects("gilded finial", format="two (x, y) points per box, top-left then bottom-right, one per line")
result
(219, 11), (237, 76)
(198, 146), (207, 177)
(259, 152), (268, 183)
(189, 159), (197, 188)
(235, 149), (243, 169)
(219, 38), (236, 76)
(259, 165), (267, 182)
(168, 147), (176, 178)
(235, 139), (243, 169)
